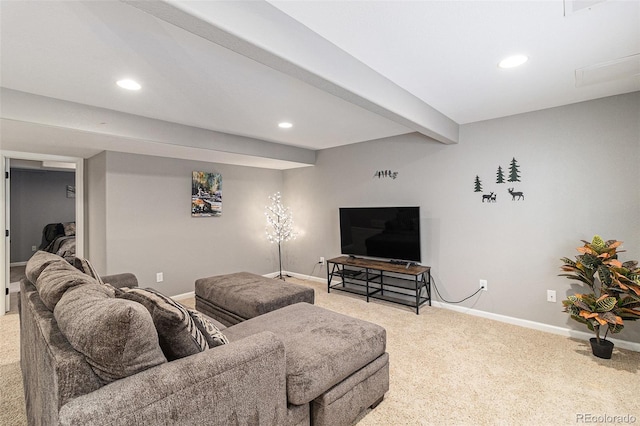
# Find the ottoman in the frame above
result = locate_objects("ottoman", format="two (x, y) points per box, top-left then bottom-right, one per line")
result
(195, 272), (315, 326)
(223, 303), (389, 426)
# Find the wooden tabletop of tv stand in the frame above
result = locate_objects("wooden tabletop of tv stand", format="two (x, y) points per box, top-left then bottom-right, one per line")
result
(327, 256), (430, 276)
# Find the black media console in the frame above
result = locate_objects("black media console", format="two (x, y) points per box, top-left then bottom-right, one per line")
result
(326, 256), (432, 314)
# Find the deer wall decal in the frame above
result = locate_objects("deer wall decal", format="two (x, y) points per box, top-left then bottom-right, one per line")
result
(482, 192), (498, 202)
(508, 188), (524, 201)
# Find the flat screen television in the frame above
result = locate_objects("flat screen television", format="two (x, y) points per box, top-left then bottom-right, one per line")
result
(339, 207), (421, 262)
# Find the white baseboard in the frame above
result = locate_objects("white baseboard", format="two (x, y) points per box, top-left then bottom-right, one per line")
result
(263, 270), (326, 283)
(234, 270), (640, 353)
(431, 300), (640, 352)
(262, 272), (280, 279)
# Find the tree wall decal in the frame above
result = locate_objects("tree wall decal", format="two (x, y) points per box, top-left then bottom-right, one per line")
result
(508, 157), (521, 182)
(473, 157), (525, 202)
(496, 166), (505, 183)
(474, 175), (483, 192)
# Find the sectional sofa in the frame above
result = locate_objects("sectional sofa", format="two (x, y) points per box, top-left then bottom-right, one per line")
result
(19, 251), (389, 425)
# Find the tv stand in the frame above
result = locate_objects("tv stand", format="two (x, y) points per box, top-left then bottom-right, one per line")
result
(326, 256), (431, 314)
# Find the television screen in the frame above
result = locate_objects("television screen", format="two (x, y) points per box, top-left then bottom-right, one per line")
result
(339, 207), (421, 262)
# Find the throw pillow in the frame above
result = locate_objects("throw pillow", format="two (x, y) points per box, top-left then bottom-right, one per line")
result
(102, 282), (125, 297)
(35, 258), (99, 311)
(188, 309), (229, 348)
(118, 288), (207, 360)
(54, 284), (167, 383)
(63, 222), (76, 236)
(71, 257), (105, 285)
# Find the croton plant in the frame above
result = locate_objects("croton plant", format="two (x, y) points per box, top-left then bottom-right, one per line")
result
(560, 236), (640, 344)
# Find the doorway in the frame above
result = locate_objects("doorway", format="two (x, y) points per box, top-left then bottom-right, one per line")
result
(1, 151), (84, 315)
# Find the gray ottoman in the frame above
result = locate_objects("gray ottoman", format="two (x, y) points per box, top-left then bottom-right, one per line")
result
(195, 272), (315, 326)
(223, 303), (389, 426)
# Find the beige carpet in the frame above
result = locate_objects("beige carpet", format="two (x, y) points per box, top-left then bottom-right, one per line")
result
(0, 312), (26, 426)
(2, 278), (639, 425)
(293, 279), (640, 425)
(10, 265), (26, 284)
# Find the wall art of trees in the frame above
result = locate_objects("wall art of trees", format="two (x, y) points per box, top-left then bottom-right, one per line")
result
(472, 157), (525, 203)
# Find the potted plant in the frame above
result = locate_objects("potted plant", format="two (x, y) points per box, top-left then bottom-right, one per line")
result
(560, 235), (640, 359)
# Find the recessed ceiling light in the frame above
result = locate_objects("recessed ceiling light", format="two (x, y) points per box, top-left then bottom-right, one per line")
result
(116, 79), (141, 91)
(278, 122), (293, 129)
(498, 55), (529, 69)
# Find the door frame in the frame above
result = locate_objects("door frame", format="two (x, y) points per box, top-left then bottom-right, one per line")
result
(1, 150), (84, 315)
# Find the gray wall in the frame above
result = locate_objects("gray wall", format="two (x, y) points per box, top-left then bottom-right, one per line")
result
(85, 152), (107, 273)
(283, 92), (640, 344)
(10, 168), (75, 262)
(86, 151), (284, 295)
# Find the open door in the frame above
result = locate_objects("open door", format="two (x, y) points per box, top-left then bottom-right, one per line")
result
(3, 157), (10, 313)
(1, 151), (84, 315)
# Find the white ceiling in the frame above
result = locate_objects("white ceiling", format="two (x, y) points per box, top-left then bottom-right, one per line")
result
(270, 0), (640, 124)
(1, 0), (638, 169)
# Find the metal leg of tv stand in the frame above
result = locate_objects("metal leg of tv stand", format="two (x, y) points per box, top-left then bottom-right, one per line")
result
(365, 268), (369, 302)
(327, 262), (338, 293)
(415, 275), (420, 315)
(327, 262), (349, 293)
(415, 272), (431, 315)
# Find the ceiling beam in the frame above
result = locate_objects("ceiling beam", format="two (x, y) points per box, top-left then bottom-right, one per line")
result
(123, 0), (459, 145)
(1, 89), (316, 168)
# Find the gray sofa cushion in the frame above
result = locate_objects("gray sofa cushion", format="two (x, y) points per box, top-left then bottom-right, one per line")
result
(35, 256), (99, 311)
(223, 302), (386, 405)
(54, 284), (167, 383)
(118, 288), (208, 360)
(20, 279), (104, 422)
(25, 250), (67, 284)
(57, 331), (289, 426)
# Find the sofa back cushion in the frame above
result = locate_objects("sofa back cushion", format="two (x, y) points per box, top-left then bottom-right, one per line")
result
(20, 279), (104, 423)
(54, 284), (167, 383)
(34, 256), (98, 311)
(118, 288), (210, 360)
(25, 250), (65, 284)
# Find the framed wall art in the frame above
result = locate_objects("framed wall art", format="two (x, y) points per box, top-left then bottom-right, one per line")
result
(191, 171), (222, 217)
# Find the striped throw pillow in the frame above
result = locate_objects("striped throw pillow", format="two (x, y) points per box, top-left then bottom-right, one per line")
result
(71, 257), (104, 285)
(118, 288), (207, 360)
(188, 309), (228, 348)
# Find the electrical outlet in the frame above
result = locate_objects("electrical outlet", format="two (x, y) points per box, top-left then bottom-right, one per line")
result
(547, 290), (556, 302)
(156, 272), (164, 283)
(31, 245), (37, 252)
(320, 257), (325, 265)
(479, 279), (488, 291)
